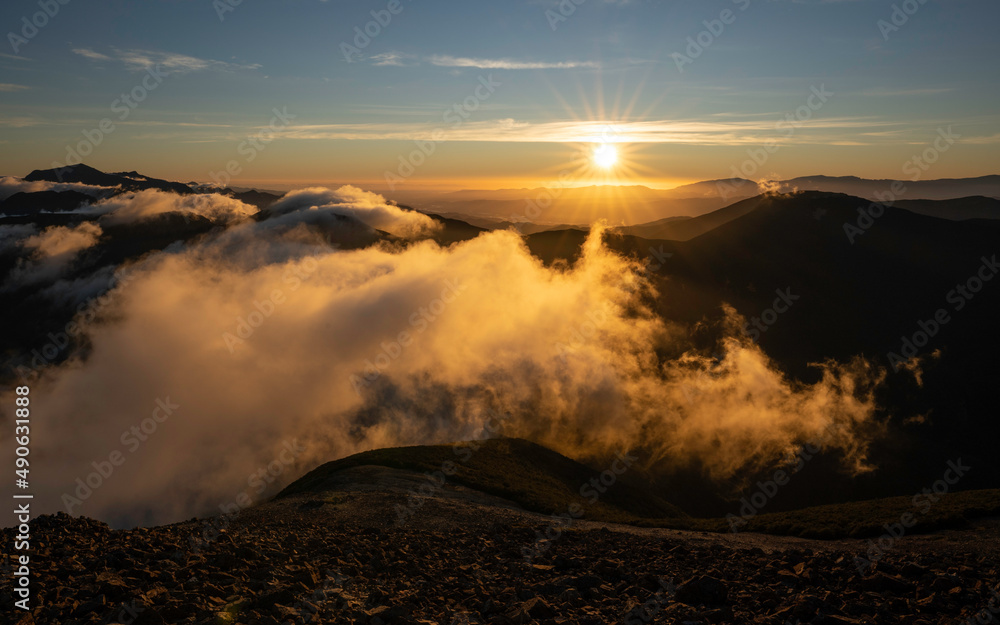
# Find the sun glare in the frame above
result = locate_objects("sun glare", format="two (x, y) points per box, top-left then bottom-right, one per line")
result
(593, 144), (618, 169)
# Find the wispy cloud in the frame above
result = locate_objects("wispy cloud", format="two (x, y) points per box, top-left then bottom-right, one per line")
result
(359, 52), (599, 70)
(72, 47), (261, 74)
(71, 48), (113, 62)
(0, 116), (43, 127)
(427, 55), (599, 70)
(370, 52), (412, 67)
(860, 87), (954, 97)
(961, 133), (1000, 145)
(0, 83), (30, 92)
(275, 116), (917, 146)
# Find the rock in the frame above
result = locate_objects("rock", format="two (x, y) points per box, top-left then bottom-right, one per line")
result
(901, 562), (929, 579)
(860, 572), (914, 594)
(367, 604), (412, 624)
(703, 605), (734, 623)
(2, 488), (995, 625)
(813, 616), (863, 625)
(558, 588), (582, 602)
(570, 574), (604, 591)
(675, 576), (729, 606)
(256, 588), (297, 609)
(523, 597), (555, 619)
(930, 574), (961, 592)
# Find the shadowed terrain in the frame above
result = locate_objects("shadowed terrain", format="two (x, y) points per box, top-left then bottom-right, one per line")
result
(2, 437), (999, 625)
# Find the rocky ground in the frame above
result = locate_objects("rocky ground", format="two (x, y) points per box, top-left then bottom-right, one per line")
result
(2, 466), (999, 625)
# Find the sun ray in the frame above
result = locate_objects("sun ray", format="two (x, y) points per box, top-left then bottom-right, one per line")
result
(594, 144), (619, 169)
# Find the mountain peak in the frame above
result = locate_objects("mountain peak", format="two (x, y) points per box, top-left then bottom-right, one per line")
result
(24, 164), (193, 195)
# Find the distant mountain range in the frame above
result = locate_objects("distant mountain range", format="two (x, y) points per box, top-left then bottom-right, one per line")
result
(522, 190), (1000, 512)
(4, 165), (1000, 514)
(404, 175), (1000, 227)
(6, 164), (282, 214)
(776, 174), (1000, 201)
(25, 164), (193, 195)
(615, 194), (1000, 241)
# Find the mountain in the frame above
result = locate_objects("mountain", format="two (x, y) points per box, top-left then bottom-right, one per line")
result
(616, 193), (1000, 242)
(18, 164), (283, 211)
(660, 177), (759, 198)
(5, 169), (1000, 519)
(894, 196), (1000, 221)
(781, 174), (1000, 201)
(424, 213), (487, 246)
(614, 196), (763, 241)
(420, 212), (588, 234)
(409, 175), (1000, 227)
(226, 188), (282, 210)
(6, 468), (998, 625)
(25, 163), (194, 194)
(417, 188), (735, 226)
(0, 190), (94, 216)
(279, 437), (684, 521)
(526, 191), (1000, 512)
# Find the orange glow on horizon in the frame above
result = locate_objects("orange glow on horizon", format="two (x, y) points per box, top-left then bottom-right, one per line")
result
(231, 175), (701, 193)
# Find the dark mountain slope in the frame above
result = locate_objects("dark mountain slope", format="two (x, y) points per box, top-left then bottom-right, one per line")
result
(0, 190), (95, 216)
(26, 163), (194, 194)
(895, 196), (1000, 221)
(527, 192), (1000, 511)
(783, 174), (1000, 200)
(616, 195), (766, 241)
(279, 437), (685, 521)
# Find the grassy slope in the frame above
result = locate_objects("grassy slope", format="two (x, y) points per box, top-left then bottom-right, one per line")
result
(277, 438), (685, 521)
(277, 438), (1000, 539)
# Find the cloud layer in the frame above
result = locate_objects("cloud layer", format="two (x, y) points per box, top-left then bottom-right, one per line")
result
(81, 189), (257, 225)
(0, 177), (113, 202)
(5, 222), (103, 287)
(72, 47), (261, 74)
(2, 187), (885, 527)
(265, 186), (441, 239)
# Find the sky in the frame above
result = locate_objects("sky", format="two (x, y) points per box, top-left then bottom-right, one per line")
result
(0, 0), (998, 191)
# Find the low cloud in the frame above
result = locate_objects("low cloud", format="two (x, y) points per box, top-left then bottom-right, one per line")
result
(1, 188), (887, 526)
(265, 186), (442, 239)
(0, 176), (113, 202)
(25, 222), (102, 259)
(5, 222), (103, 287)
(82, 189), (257, 225)
(0, 224), (38, 253)
(38, 265), (121, 310)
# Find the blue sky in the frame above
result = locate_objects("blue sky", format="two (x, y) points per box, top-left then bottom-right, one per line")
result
(1, 0), (997, 189)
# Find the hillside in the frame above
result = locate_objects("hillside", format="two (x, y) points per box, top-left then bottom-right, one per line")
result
(277, 437), (1000, 539)
(278, 437), (685, 521)
(525, 191), (1000, 513)
(895, 196), (1000, 221)
(6, 483), (999, 625)
(614, 195), (765, 241)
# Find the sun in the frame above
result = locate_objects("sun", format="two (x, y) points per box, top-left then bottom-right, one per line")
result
(592, 144), (618, 169)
